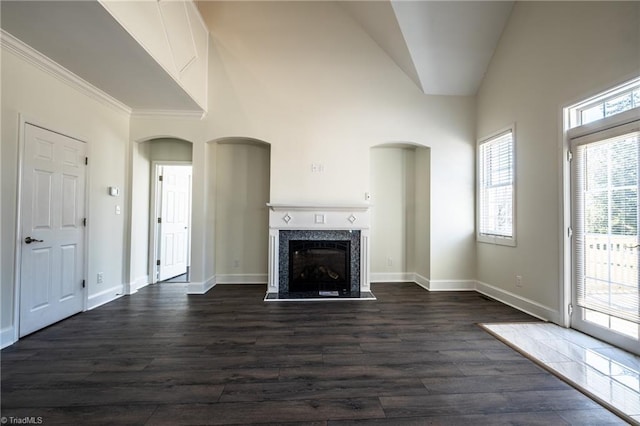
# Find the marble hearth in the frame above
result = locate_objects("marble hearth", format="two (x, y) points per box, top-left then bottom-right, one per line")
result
(265, 203), (375, 301)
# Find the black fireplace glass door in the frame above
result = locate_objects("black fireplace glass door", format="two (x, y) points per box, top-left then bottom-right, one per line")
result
(289, 240), (351, 295)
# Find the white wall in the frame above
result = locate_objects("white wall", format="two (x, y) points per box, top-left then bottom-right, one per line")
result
(149, 138), (193, 162)
(414, 147), (430, 281)
(476, 2), (640, 320)
(1, 43), (130, 346)
(129, 141), (151, 289)
(214, 141), (270, 281)
(200, 1), (476, 283)
(370, 147), (412, 276)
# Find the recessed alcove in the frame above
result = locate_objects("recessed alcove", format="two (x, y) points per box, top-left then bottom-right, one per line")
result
(370, 145), (430, 285)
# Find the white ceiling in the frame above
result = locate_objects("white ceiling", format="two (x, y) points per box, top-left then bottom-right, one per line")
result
(1, 1), (513, 112)
(1, 0), (202, 112)
(343, 1), (514, 96)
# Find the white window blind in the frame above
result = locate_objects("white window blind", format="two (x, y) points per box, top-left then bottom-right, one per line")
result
(574, 130), (640, 325)
(478, 129), (514, 244)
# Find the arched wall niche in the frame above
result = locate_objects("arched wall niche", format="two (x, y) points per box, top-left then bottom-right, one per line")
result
(370, 142), (431, 284)
(206, 136), (272, 284)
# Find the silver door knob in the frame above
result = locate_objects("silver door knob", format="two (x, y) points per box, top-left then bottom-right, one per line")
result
(24, 236), (44, 244)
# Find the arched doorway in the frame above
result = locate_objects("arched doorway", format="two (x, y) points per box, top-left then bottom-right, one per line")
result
(130, 137), (194, 292)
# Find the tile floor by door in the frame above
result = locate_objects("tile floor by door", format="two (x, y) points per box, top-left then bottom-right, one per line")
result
(482, 322), (640, 425)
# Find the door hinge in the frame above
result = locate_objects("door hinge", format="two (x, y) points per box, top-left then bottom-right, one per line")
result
(159, 175), (163, 182)
(158, 217), (162, 224)
(85, 157), (88, 165)
(82, 218), (87, 227)
(82, 279), (86, 289)
(157, 259), (161, 266)
(567, 226), (573, 238)
(568, 303), (573, 316)
(567, 150), (573, 162)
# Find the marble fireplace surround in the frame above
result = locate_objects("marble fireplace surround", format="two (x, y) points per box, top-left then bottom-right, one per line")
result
(265, 203), (375, 301)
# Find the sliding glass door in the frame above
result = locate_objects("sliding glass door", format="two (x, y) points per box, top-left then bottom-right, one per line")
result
(572, 123), (640, 355)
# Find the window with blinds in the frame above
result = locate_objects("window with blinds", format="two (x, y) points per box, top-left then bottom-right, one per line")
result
(477, 128), (515, 246)
(574, 129), (640, 328)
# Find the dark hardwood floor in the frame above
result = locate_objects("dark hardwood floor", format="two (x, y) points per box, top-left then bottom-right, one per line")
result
(1, 283), (627, 425)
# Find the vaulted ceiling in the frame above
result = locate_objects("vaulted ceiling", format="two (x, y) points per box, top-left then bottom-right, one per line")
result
(342, 1), (514, 96)
(1, 1), (513, 112)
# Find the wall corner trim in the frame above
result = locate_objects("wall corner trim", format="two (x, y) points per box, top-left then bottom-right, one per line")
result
(370, 272), (415, 283)
(187, 275), (216, 294)
(476, 280), (561, 323)
(0, 326), (16, 349)
(215, 274), (268, 285)
(125, 276), (150, 295)
(87, 285), (125, 310)
(428, 279), (477, 291)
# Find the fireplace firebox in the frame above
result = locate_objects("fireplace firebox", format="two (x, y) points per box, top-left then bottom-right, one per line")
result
(289, 240), (350, 295)
(275, 229), (363, 299)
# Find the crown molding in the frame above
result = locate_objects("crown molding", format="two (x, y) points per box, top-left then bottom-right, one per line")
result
(130, 109), (206, 120)
(0, 29), (132, 116)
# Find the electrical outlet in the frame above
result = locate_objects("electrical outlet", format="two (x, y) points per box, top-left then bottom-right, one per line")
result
(97, 272), (104, 284)
(311, 163), (325, 173)
(387, 257), (393, 267)
(515, 275), (523, 287)
(233, 260), (240, 268)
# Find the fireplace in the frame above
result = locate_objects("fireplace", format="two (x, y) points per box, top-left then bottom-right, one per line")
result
(266, 203), (374, 300)
(278, 229), (361, 297)
(289, 240), (351, 295)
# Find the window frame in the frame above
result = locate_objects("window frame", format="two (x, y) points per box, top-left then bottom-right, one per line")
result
(569, 76), (640, 129)
(477, 124), (517, 247)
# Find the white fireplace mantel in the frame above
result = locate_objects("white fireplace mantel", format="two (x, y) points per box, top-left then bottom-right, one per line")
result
(267, 203), (371, 231)
(266, 203), (371, 298)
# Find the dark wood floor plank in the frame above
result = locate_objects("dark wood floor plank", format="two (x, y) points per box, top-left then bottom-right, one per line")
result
(0, 405), (158, 425)
(1, 282), (628, 425)
(145, 398), (385, 425)
(328, 411), (574, 425)
(219, 377), (429, 402)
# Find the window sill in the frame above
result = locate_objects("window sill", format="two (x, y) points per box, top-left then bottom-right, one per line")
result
(477, 235), (516, 247)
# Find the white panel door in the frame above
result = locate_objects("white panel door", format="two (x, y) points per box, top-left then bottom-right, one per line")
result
(20, 124), (86, 337)
(158, 165), (191, 281)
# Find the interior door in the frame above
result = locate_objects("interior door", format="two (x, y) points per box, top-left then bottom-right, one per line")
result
(158, 165), (192, 281)
(20, 124), (86, 337)
(571, 122), (640, 355)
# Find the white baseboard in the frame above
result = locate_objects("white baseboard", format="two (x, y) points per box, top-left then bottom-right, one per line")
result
(413, 273), (430, 290)
(125, 275), (150, 295)
(370, 272), (415, 283)
(371, 273), (475, 292)
(87, 284), (124, 310)
(188, 275), (216, 294)
(476, 280), (560, 323)
(428, 279), (477, 291)
(1, 326), (16, 349)
(371, 275), (557, 323)
(215, 274), (268, 284)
